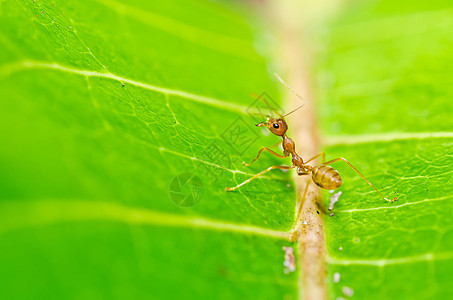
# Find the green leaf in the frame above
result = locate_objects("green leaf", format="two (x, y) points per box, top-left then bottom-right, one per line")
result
(2, 0), (452, 299)
(0, 0), (297, 299)
(313, 0), (453, 299)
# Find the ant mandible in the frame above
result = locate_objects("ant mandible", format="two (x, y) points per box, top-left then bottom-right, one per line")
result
(226, 74), (398, 205)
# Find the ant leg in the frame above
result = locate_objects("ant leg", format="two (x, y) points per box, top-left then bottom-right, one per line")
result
(294, 177), (310, 224)
(304, 152), (326, 164)
(289, 177), (310, 242)
(243, 147), (287, 166)
(322, 157), (398, 202)
(226, 165), (292, 191)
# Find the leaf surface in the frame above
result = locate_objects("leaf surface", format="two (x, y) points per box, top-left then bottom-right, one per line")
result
(1, 0), (452, 299)
(0, 0), (298, 298)
(313, 0), (453, 298)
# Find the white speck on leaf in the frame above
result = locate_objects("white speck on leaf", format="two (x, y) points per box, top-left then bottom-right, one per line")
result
(328, 191), (342, 211)
(339, 246), (343, 251)
(282, 246), (296, 274)
(342, 286), (354, 297)
(333, 272), (341, 283)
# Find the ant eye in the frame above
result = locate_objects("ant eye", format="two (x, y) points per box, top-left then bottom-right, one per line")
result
(273, 123), (279, 129)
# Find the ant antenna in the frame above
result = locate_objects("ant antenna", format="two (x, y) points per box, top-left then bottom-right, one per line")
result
(274, 73), (306, 118)
(250, 92), (283, 118)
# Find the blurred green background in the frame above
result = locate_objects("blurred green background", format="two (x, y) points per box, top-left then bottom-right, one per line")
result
(0, 0), (452, 299)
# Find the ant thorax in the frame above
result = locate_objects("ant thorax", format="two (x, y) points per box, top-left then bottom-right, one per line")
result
(282, 135), (303, 167)
(282, 135), (296, 155)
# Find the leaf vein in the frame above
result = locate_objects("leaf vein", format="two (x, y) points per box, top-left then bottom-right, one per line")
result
(0, 200), (290, 239)
(327, 252), (453, 266)
(323, 132), (453, 146)
(0, 60), (251, 114)
(336, 195), (453, 213)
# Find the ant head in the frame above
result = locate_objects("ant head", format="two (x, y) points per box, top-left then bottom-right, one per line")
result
(251, 74), (306, 138)
(256, 117), (288, 136)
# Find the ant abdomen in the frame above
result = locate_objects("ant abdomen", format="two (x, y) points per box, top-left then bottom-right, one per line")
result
(312, 165), (342, 190)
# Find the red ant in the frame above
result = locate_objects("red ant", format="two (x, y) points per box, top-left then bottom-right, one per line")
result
(226, 74), (397, 207)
